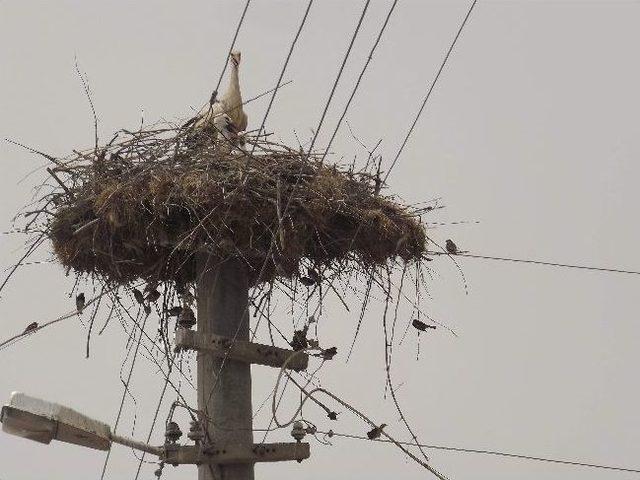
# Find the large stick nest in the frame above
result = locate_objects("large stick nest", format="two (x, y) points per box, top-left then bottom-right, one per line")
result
(41, 124), (427, 286)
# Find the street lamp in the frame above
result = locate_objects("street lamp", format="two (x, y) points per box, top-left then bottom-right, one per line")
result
(2, 391), (310, 467)
(1, 392), (161, 455)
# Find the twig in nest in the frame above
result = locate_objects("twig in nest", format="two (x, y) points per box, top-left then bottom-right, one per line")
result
(46, 168), (75, 199)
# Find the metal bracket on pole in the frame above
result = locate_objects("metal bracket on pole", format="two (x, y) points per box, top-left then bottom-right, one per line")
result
(163, 442), (311, 465)
(175, 328), (309, 371)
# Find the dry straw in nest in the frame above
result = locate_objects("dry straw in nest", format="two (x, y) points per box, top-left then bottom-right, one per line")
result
(38, 124), (427, 287)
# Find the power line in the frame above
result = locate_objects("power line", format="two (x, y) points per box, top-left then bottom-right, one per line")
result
(431, 251), (640, 276)
(133, 366), (172, 480)
(317, 430), (640, 474)
(0, 286), (121, 352)
(383, 0), (478, 183)
(320, 0), (399, 164)
(305, 0), (371, 156)
(212, 0), (252, 99)
(249, 0), (315, 155)
(100, 312), (149, 480)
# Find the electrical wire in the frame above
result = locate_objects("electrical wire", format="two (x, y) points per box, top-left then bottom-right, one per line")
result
(320, 0), (399, 164)
(0, 285), (123, 352)
(190, 0), (252, 128)
(100, 312), (149, 480)
(212, 0), (252, 101)
(270, 352), (450, 480)
(132, 364), (172, 480)
(305, 0), (371, 156)
(317, 430), (640, 474)
(430, 251), (640, 276)
(249, 0), (315, 155)
(383, 0), (478, 183)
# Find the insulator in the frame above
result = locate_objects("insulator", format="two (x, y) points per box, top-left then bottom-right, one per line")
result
(177, 307), (196, 329)
(291, 421), (306, 443)
(154, 462), (164, 478)
(187, 419), (205, 444)
(165, 421), (182, 444)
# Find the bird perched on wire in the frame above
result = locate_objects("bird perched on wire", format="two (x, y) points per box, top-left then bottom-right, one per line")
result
(145, 287), (161, 303)
(412, 319), (436, 332)
(133, 288), (145, 305)
(195, 51), (248, 138)
(75, 293), (85, 313)
(321, 346), (337, 360)
(23, 322), (38, 334)
(291, 325), (309, 351)
(445, 239), (458, 255)
(367, 423), (387, 440)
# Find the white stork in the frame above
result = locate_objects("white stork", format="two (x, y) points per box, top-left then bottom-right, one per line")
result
(195, 51), (248, 135)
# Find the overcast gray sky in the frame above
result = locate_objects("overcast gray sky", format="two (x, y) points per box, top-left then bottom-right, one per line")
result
(1, 1), (640, 479)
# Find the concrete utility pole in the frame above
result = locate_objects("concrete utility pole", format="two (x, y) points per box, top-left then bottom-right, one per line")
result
(197, 255), (254, 480)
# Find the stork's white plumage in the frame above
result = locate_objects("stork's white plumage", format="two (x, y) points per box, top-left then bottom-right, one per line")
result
(213, 113), (238, 153)
(195, 51), (247, 134)
(213, 114), (236, 140)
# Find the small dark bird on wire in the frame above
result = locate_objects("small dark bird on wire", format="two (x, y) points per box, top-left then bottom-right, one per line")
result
(307, 268), (321, 284)
(76, 293), (85, 313)
(412, 319), (436, 332)
(321, 346), (338, 360)
(291, 325), (309, 351)
(133, 288), (145, 305)
(367, 424), (386, 440)
(445, 239), (458, 255)
(23, 322), (38, 333)
(299, 276), (315, 287)
(146, 289), (161, 303)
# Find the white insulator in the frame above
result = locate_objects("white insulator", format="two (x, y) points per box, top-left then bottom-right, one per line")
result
(291, 421), (306, 443)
